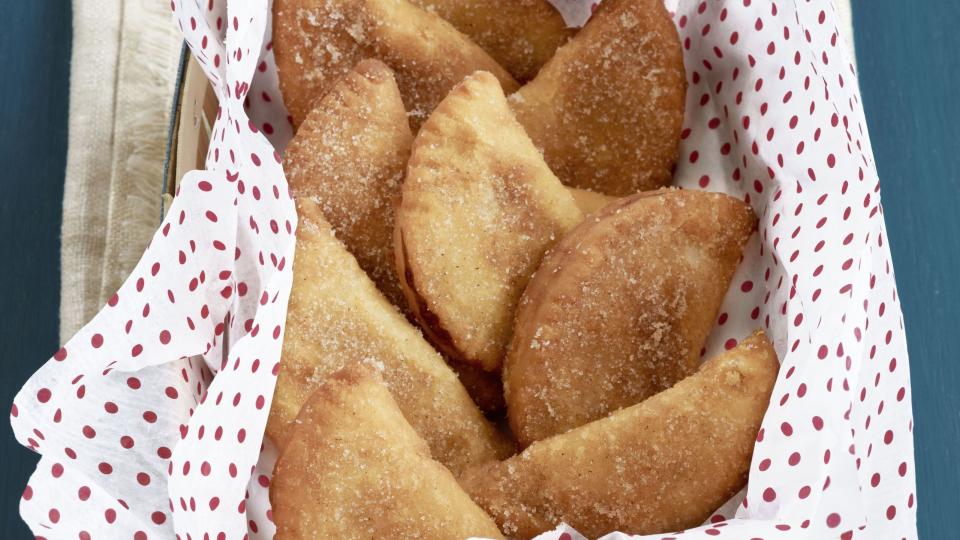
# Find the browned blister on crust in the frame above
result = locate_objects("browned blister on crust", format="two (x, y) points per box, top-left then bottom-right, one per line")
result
(461, 331), (779, 539)
(410, 0), (574, 81)
(504, 188), (757, 446)
(271, 365), (504, 539)
(284, 60), (413, 310)
(273, 0), (519, 130)
(267, 198), (514, 474)
(395, 72), (583, 372)
(510, 0), (687, 195)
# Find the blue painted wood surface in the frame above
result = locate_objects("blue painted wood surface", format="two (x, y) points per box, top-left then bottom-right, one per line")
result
(0, 1), (70, 538)
(0, 1), (957, 538)
(851, 1), (960, 538)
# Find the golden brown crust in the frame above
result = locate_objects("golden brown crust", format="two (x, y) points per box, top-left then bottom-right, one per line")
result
(410, 0), (574, 81)
(273, 0), (519, 131)
(504, 188), (758, 446)
(395, 72), (583, 371)
(461, 331), (780, 539)
(267, 198), (514, 474)
(272, 365), (505, 539)
(510, 0), (687, 195)
(567, 187), (616, 216)
(284, 60), (413, 309)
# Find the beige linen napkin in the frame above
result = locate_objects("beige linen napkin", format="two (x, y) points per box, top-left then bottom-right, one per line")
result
(60, 0), (182, 341)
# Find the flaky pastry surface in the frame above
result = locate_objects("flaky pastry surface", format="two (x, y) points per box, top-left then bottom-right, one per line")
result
(411, 0), (574, 81)
(504, 188), (757, 446)
(510, 0), (687, 195)
(267, 198), (513, 474)
(272, 365), (504, 539)
(396, 72), (582, 371)
(284, 60), (413, 309)
(461, 331), (779, 539)
(273, 0), (519, 130)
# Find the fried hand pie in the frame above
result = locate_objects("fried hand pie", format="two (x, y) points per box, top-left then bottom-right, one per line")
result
(410, 0), (574, 81)
(396, 71), (582, 372)
(505, 188), (757, 446)
(267, 198), (513, 474)
(283, 59), (412, 309)
(271, 365), (504, 539)
(510, 0), (687, 195)
(273, 0), (519, 130)
(461, 331), (779, 539)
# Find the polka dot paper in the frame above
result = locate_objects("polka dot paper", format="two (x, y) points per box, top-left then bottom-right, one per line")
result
(12, 0), (295, 538)
(541, 1), (917, 539)
(10, 0), (916, 539)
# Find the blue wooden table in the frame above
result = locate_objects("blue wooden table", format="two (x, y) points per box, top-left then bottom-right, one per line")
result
(0, 1), (956, 538)
(852, 1), (960, 537)
(0, 2), (70, 538)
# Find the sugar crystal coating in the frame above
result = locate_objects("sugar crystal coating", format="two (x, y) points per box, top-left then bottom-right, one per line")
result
(396, 72), (582, 372)
(462, 332), (779, 539)
(273, 0), (519, 130)
(272, 365), (504, 539)
(267, 198), (514, 475)
(504, 188), (758, 446)
(511, 0), (687, 195)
